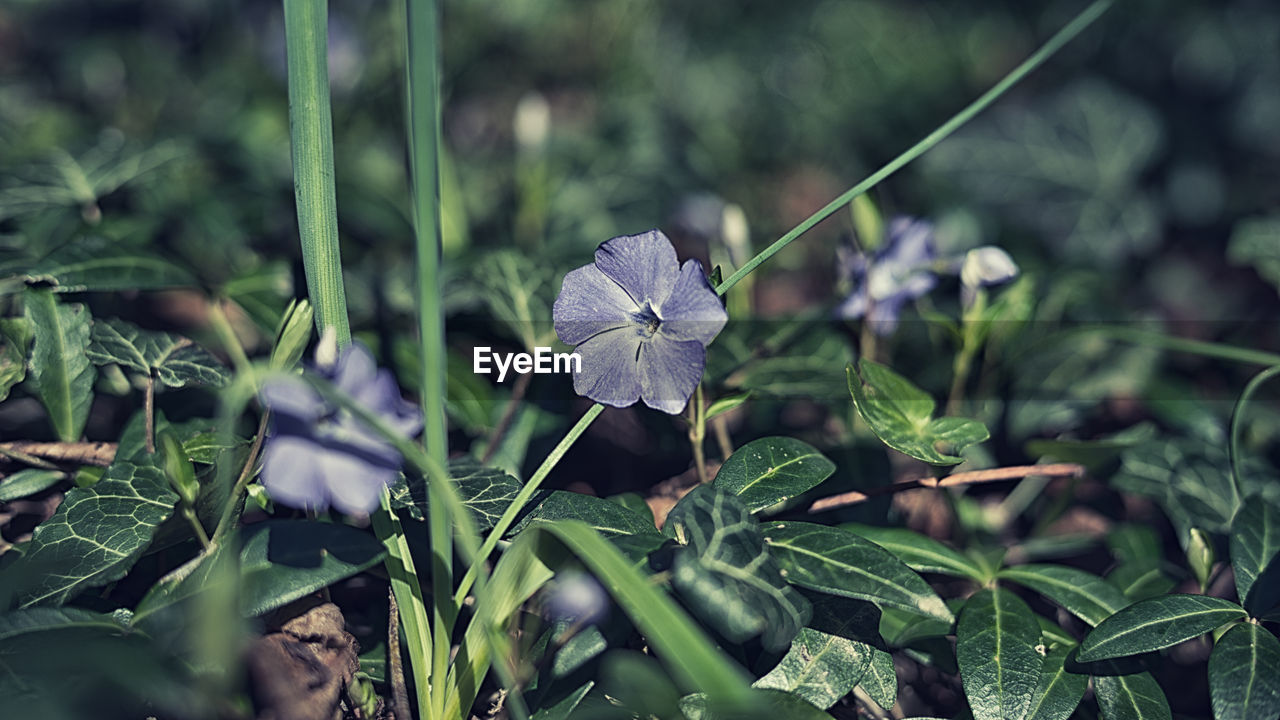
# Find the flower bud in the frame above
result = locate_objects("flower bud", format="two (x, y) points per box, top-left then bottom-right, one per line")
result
(269, 299), (314, 371)
(961, 246), (1019, 289)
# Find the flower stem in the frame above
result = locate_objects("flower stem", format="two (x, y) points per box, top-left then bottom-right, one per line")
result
(714, 0), (1114, 298)
(689, 385), (708, 484)
(1229, 365), (1280, 499)
(282, 0), (351, 345)
(211, 411), (270, 545)
(454, 403), (604, 605)
(143, 373), (156, 456)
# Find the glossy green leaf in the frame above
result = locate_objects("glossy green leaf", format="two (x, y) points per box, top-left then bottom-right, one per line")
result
(238, 519), (386, 617)
(1207, 622), (1280, 720)
(0, 468), (65, 502)
(858, 647), (897, 711)
(1025, 644), (1087, 720)
(0, 316), (30, 401)
(957, 587), (1041, 720)
(516, 490), (662, 539)
(713, 437), (836, 513)
(666, 486), (810, 651)
(999, 564), (1129, 626)
(0, 607), (126, 640)
(181, 429), (248, 465)
(1093, 672), (1172, 720)
(24, 287), (96, 441)
(705, 391), (751, 421)
(1231, 498), (1280, 616)
(844, 523), (985, 579)
(0, 460), (176, 607)
(763, 521), (952, 624)
(1078, 594), (1247, 662)
(754, 628), (872, 709)
(86, 318), (228, 388)
(529, 681), (593, 720)
(607, 492), (655, 526)
(389, 459), (522, 530)
(847, 360), (988, 465)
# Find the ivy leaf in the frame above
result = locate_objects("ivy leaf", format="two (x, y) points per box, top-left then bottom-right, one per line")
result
(1207, 622), (1280, 720)
(999, 564), (1130, 626)
(956, 587), (1041, 720)
(1025, 643), (1087, 720)
(1093, 672), (1172, 720)
(516, 490), (663, 540)
(666, 485), (811, 652)
(0, 459), (177, 607)
(847, 360), (988, 465)
(389, 459), (522, 530)
(762, 521), (952, 624)
(1078, 594), (1247, 662)
(713, 437), (836, 513)
(1230, 498), (1280, 616)
(753, 626), (872, 709)
(239, 519), (386, 617)
(844, 523), (986, 580)
(24, 287), (96, 441)
(86, 318), (228, 388)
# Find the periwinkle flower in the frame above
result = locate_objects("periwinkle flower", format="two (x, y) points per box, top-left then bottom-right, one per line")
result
(543, 571), (609, 627)
(258, 341), (422, 515)
(837, 216), (938, 335)
(553, 230), (727, 414)
(960, 245), (1020, 307)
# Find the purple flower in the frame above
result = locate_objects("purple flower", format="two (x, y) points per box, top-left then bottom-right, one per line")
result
(543, 571), (610, 626)
(836, 216), (938, 335)
(553, 230), (727, 414)
(258, 342), (422, 515)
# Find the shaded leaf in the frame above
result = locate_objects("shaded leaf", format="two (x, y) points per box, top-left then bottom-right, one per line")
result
(0, 316), (31, 401)
(517, 490), (661, 539)
(754, 619), (874, 709)
(857, 646), (897, 711)
(239, 519), (386, 617)
(763, 521), (952, 624)
(1026, 644), (1087, 720)
(389, 459), (522, 530)
(844, 523), (985, 580)
(847, 360), (988, 466)
(1207, 622), (1280, 720)
(714, 437), (836, 513)
(1093, 672), (1171, 720)
(666, 485), (811, 652)
(0, 607), (126, 640)
(0, 469), (66, 502)
(680, 688), (837, 719)
(24, 287), (96, 441)
(1078, 594), (1247, 662)
(999, 564), (1129, 626)
(1230, 498), (1280, 616)
(0, 460), (176, 607)
(20, 235), (195, 292)
(957, 587), (1041, 720)
(87, 318), (228, 388)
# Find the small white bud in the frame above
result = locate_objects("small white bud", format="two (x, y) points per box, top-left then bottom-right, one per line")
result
(961, 246), (1019, 289)
(315, 325), (339, 370)
(514, 92), (551, 151)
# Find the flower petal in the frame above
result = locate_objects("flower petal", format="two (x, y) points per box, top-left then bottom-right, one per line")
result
(571, 326), (644, 408)
(260, 433), (332, 511)
(332, 342), (379, 399)
(553, 263), (640, 345)
(321, 452), (396, 515)
(638, 333), (705, 414)
(259, 375), (327, 423)
(593, 230), (679, 309)
(656, 259), (727, 345)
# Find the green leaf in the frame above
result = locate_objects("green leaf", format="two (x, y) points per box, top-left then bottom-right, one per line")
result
(956, 587), (1041, 720)
(1208, 622), (1280, 720)
(857, 646), (897, 711)
(1, 460), (177, 607)
(517, 490), (662, 539)
(238, 519), (386, 617)
(1230, 498), (1280, 616)
(86, 318), (228, 388)
(1078, 594), (1247, 662)
(713, 437), (836, 513)
(753, 628), (873, 709)
(21, 235), (196, 292)
(181, 429), (249, 465)
(680, 689), (838, 719)
(0, 316), (31, 401)
(1025, 644), (1087, 720)
(24, 287), (96, 441)
(763, 521), (953, 624)
(389, 459), (522, 530)
(666, 486), (811, 651)
(607, 493), (655, 526)
(999, 564), (1129, 626)
(843, 523), (986, 580)
(705, 392), (751, 422)
(1227, 215), (1280, 294)
(0, 469), (66, 502)
(1093, 672), (1172, 720)
(847, 360), (988, 465)
(530, 681), (593, 720)
(0, 607), (126, 640)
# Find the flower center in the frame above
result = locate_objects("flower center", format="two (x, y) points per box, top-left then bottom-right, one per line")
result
(634, 304), (662, 337)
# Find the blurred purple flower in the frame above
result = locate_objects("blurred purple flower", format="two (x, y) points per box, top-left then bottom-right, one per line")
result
(553, 229), (727, 414)
(544, 571), (610, 626)
(836, 216), (938, 335)
(258, 342), (422, 515)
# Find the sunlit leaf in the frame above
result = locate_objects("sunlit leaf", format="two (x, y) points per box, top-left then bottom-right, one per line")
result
(847, 359), (988, 465)
(714, 436), (835, 513)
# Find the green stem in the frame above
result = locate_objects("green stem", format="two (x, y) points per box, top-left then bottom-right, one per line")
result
(283, 0), (351, 345)
(454, 403), (604, 605)
(690, 385), (708, 484)
(211, 411), (270, 545)
(1091, 327), (1280, 367)
(1229, 365), (1280, 498)
(714, 0), (1114, 298)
